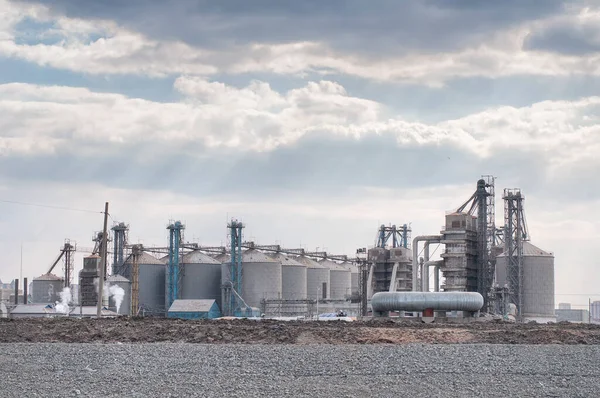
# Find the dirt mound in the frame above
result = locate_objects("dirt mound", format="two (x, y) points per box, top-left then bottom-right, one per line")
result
(1, 317), (600, 344)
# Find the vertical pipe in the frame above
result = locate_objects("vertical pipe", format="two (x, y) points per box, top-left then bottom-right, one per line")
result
(14, 279), (19, 305)
(422, 243), (430, 292)
(434, 266), (440, 292)
(23, 277), (28, 304)
(97, 202), (109, 318)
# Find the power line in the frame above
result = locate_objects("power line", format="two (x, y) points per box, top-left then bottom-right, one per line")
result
(0, 199), (103, 214)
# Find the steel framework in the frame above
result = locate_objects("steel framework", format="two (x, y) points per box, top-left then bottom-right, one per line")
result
(503, 188), (529, 320)
(166, 221), (184, 310)
(111, 222), (129, 275)
(376, 224), (411, 248)
(221, 220), (245, 316)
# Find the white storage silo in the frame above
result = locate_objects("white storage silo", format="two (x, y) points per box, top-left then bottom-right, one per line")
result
(496, 241), (555, 320)
(268, 253), (307, 300)
(121, 252), (166, 316)
(341, 261), (359, 297)
(180, 251), (222, 308)
(240, 249), (282, 309)
(106, 274), (131, 315)
(296, 256), (330, 300)
(319, 259), (351, 300)
(31, 274), (64, 304)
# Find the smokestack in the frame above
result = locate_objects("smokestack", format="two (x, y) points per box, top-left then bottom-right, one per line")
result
(23, 277), (28, 305)
(14, 279), (19, 305)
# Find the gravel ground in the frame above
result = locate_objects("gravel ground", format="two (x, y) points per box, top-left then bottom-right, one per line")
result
(1, 344), (599, 397)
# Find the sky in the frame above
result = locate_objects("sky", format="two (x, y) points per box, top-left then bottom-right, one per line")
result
(1, 0), (599, 308)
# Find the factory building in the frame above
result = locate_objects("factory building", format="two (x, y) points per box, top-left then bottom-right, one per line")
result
(440, 212), (478, 292)
(167, 299), (221, 320)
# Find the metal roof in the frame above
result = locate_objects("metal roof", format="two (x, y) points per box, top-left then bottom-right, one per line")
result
(318, 259), (349, 271)
(182, 251), (221, 265)
(10, 304), (56, 314)
(340, 261), (359, 273)
(124, 252), (165, 265)
(107, 274), (130, 283)
(268, 253), (304, 267)
(294, 256), (325, 268)
(168, 299), (217, 313)
(499, 241), (553, 257)
(242, 249), (277, 263)
(33, 273), (64, 281)
(213, 253), (231, 263)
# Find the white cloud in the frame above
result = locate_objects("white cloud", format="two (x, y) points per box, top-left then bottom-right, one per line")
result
(1, 79), (599, 169)
(1, 0), (600, 84)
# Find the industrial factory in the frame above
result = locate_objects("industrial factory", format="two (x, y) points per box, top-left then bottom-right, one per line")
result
(2, 176), (560, 323)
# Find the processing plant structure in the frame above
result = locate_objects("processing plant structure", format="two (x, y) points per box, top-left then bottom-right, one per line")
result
(7, 175), (555, 323)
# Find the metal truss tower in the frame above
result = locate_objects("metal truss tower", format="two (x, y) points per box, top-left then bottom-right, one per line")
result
(111, 222), (129, 275)
(130, 244), (142, 316)
(503, 189), (529, 320)
(224, 220), (244, 316)
(61, 240), (76, 288)
(376, 224), (411, 248)
(166, 221), (185, 311)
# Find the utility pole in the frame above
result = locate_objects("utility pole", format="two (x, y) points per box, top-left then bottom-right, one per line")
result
(97, 202), (109, 318)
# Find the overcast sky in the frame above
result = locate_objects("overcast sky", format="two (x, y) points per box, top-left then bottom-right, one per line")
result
(1, 0), (599, 307)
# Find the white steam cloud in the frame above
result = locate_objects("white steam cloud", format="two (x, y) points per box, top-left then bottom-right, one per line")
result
(108, 284), (125, 314)
(55, 287), (72, 315)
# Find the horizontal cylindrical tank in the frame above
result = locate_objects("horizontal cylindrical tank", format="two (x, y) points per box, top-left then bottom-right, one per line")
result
(296, 256), (330, 300)
(319, 259), (351, 300)
(371, 292), (484, 312)
(495, 241), (555, 318)
(121, 252), (166, 316)
(240, 250), (282, 309)
(181, 251), (222, 309)
(106, 274), (131, 316)
(31, 274), (64, 304)
(268, 253), (307, 300)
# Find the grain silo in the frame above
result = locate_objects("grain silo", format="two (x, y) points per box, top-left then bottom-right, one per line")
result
(31, 273), (64, 304)
(341, 261), (359, 297)
(268, 253), (307, 300)
(296, 256), (330, 300)
(319, 259), (351, 300)
(106, 274), (131, 315)
(180, 251), (222, 309)
(120, 252), (166, 316)
(495, 241), (555, 320)
(240, 249), (282, 309)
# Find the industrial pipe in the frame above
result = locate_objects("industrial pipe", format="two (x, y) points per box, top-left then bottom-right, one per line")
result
(14, 279), (19, 305)
(23, 277), (28, 305)
(422, 260), (443, 292)
(412, 235), (442, 291)
(371, 291), (484, 313)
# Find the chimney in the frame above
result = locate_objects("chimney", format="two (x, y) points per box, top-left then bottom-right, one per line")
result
(14, 279), (19, 305)
(23, 277), (28, 305)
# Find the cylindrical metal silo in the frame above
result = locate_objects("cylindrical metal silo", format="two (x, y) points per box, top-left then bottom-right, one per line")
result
(341, 261), (359, 297)
(240, 249), (282, 309)
(268, 253), (307, 300)
(495, 241), (555, 319)
(121, 252), (166, 316)
(296, 256), (330, 300)
(106, 274), (131, 315)
(31, 274), (64, 304)
(319, 259), (351, 300)
(181, 251), (222, 309)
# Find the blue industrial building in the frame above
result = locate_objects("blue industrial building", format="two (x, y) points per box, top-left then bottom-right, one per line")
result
(167, 299), (221, 319)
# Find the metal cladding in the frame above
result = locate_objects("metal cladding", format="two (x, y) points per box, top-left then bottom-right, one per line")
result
(268, 253), (307, 300)
(121, 252), (166, 316)
(180, 251), (222, 310)
(371, 291), (484, 312)
(440, 213), (478, 292)
(239, 249), (282, 309)
(340, 262), (359, 296)
(106, 274), (131, 316)
(296, 256), (330, 300)
(31, 273), (64, 304)
(319, 259), (351, 300)
(79, 255), (100, 306)
(496, 241), (555, 318)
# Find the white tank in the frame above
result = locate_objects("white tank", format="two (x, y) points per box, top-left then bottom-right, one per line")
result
(319, 259), (351, 300)
(341, 261), (359, 297)
(296, 256), (330, 300)
(268, 253), (307, 300)
(237, 250), (282, 308)
(31, 274), (64, 304)
(180, 251), (222, 308)
(496, 241), (555, 318)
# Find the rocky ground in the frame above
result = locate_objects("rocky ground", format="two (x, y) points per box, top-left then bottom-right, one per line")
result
(1, 317), (600, 344)
(2, 343), (599, 397)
